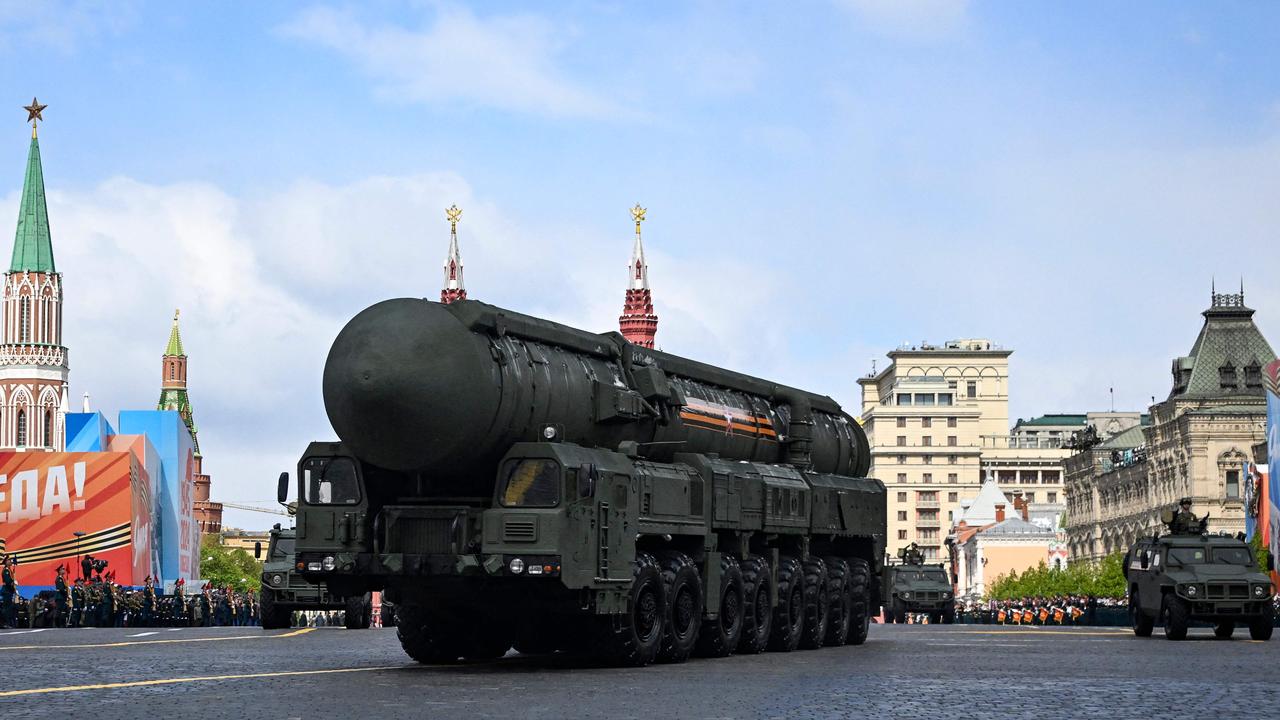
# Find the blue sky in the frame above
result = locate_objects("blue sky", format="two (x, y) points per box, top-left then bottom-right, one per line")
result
(1, 1), (1277, 529)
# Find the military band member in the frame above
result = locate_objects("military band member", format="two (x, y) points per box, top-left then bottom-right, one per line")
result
(55, 565), (71, 627)
(70, 577), (86, 627)
(142, 576), (157, 627)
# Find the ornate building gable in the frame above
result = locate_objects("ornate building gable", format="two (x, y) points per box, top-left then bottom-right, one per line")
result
(0, 99), (68, 451)
(1169, 286), (1277, 401)
(619, 204), (658, 348)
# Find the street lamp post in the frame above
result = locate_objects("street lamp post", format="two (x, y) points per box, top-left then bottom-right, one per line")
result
(73, 531), (86, 580)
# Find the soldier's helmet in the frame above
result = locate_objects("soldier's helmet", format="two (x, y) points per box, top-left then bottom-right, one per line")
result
(1179, 497), (1192, 507)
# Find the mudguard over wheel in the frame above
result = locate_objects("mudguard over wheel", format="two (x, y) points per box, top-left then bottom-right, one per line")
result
(845, 557), (871, 645)
(1249, 603), (1274, 641)
(1130, 591), (1153, 637)
(396, 604), (465, 663)
(344, 592), (372, 629)
(736, 555), (773, 654)
(656, 552), (702, 663)
(823, 557), (852, 646)
(259, 589), (291, 630)
(696, 554), (744, 657)
(1163, 594), (1189, 641)
(596, 553), (666, 667)
(768, 555), (804, 652)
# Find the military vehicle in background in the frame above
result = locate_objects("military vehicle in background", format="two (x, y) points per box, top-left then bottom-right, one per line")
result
(881, 545), (955, 623)
(285, 298), (886, 666)
(256, 524), (372, 630)
(1124, 508), (1274, 641)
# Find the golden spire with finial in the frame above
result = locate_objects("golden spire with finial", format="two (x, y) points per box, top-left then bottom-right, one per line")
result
(446, 204), (462, 233)
(23, 97), (47, 139)
(630, 203), (646, 236)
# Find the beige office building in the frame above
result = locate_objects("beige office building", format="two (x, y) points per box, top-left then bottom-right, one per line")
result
(858, 340), (1072, 561)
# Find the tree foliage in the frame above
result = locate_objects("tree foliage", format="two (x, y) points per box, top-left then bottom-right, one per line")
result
(987, 553), (1126, 600)
(198, 535), (262, 592)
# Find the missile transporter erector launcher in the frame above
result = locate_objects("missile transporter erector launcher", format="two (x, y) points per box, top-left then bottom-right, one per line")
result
(288, 298), (886, 665)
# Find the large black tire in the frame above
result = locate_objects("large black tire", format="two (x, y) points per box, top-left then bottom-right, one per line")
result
(695, 555), (744, 657)
(596, 553), (665, 667)
(259, 589), (291, 630)
(942, 603), (956, 625)
(823, 557), (852, 646)
(768, 555), (804, 652)
(462, 623), (513, 660)
(799, 557), (829, 649)
(396, 604), (465, 663)
(736, 555), (772, 654)
(1130, 590), (1153, 637)
(657, 552), (702, 663)
(1163, 594), (1189, 641)
(845, 558), (871, 645)
(1249, 603), (1274, 641)
(1214, 621), (1235, 639)
(344, 593), (372, 630)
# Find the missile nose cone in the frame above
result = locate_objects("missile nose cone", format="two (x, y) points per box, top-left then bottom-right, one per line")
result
(322, 298), (496, 472)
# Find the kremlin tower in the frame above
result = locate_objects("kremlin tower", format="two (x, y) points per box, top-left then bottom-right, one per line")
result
(0, 99), (69, 450)
(440, 204), (466, 304)
(158, 310), (223, 533)
(618, 204), (658, 348)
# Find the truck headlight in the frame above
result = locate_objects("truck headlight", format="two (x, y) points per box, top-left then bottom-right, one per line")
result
(900, 592), (911, 600)
(322, 556), (336, 572)
(509, 558), (525, 574)
(271, 574), (284, 586)
(1254, 585), (1268, 598)
(1182, 584), (1198, 597)
(942, 592), (951, 599)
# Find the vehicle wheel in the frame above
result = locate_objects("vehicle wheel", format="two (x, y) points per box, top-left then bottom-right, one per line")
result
(823, 557), (852, 646)
(462, 623), (513, 660)
(736, 555), (772, 654)
(396, 604), (465, 663)
(882, 609), (894, 624)
(596, 553), (665, 667)
(1130, 591), (1153, 637)
(656, 552), (702, 663)
(1213, 621), (1235, 639)
(768, 555), (804, 652)
(1249, 602), (1274, 641)
(942, 603), (956, 625)
(1163, 594), (1189, 641)
(696, 554), (744, 657)
(845, 558), (871, 644)
(259, 590), (291, 630)
(344, 593), (372, 629)
(799, 557), (829, 649)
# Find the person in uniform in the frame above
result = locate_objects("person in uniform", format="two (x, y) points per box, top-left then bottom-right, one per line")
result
(1170, 498), (1202, 534)
(100, 579), (117, 628)
(199, 583), (213, 627)
(54, 565), (71, 627)
(0, 555), (16, 628)
(70, 577), (86, 628)
(142, 576), (157, 627)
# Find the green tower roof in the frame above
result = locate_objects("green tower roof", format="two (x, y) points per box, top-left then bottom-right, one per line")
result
(166, 310), (185, 356)
(11, 132), (55, 273)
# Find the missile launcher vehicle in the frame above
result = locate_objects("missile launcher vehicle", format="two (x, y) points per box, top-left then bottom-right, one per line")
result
(285, 298), (886, 665)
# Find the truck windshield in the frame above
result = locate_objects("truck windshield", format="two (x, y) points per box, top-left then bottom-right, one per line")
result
(271, 537), (294, 559)
(1167, 548), (1206, 565)
(303, 457), (361, 505)
(500, 459), (560, 508)
(1211, 547), (1253, 566)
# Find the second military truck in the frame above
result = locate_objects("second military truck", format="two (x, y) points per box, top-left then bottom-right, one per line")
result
(286, 298), (886, 666)
(256, 524), (373, 630)
(881, 547), (955, 623)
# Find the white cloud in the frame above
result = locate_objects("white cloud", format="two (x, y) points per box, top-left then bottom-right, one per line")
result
(834, 0), (970, 42)
(280, 5), (621, 119)
(0, 0), (136, 54)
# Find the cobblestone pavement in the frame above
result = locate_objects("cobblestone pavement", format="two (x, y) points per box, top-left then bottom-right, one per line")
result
(2, 623), (1278, 719)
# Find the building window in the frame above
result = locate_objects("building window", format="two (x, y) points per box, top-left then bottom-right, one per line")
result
(1226, 470), (1240, 499)
(898, 530), (908, 540)
(16, 410), (26, 447)
(1042, 471), (1060, 483)
(897, 455), (907, 464)
(43, 410), (52, 448)
(947, 436), (957, 446)
(897, 473), (907, 483)
(1026, 492), (1036, 503)
(966, 381), (976, 398)
(896, 394), (912, 406)
(897, 435), (907, 447)
(915, 393), (935, 406)
(897, 511), (907, 521)
(948, 417), (957, 428)
(921, 417), (932, 428)
(937, 393), (953, 406)
(948, 491), (958, 502)
(897, 492), (908, 503)
(1048, 492), (1057, 503)
(948, 473), (958, 483)
(923, 456), (933, 464)
(19, 296), (30, 343)
(923, 473), (932, 483)
(918, 491), (938, 503)
(897, 417), (907, 428)
(922, 436), (932, 447)
(1245, 363), (1263, 388)
(169, 363), (175, 380)
(948, 455), (957, 464)
(1219, 364), (1238, 389)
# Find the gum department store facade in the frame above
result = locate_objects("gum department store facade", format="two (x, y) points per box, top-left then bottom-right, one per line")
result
(1065, 289), (1276, 562)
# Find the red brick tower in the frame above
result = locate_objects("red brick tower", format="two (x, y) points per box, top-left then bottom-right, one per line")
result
(440, 204), (466, 304)
(158, 309), (222, 533)
(619, 204), (658, 348)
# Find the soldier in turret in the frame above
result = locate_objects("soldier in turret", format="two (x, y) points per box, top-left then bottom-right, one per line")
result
(901, 542), (925, 565)
(1169, 498), (1204, 535)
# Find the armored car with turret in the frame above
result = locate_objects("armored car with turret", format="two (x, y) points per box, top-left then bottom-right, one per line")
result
(285, 298), (887, 665)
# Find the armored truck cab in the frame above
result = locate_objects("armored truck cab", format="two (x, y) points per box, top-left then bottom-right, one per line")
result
(290, 298), (887, 666)
(1124, 532), (1274, 641)
(881, 563), (954, 623)
(257, 525), (372, 630)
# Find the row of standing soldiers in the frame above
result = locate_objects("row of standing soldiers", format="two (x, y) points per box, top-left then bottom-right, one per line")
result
(1, 558), (260, 629)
